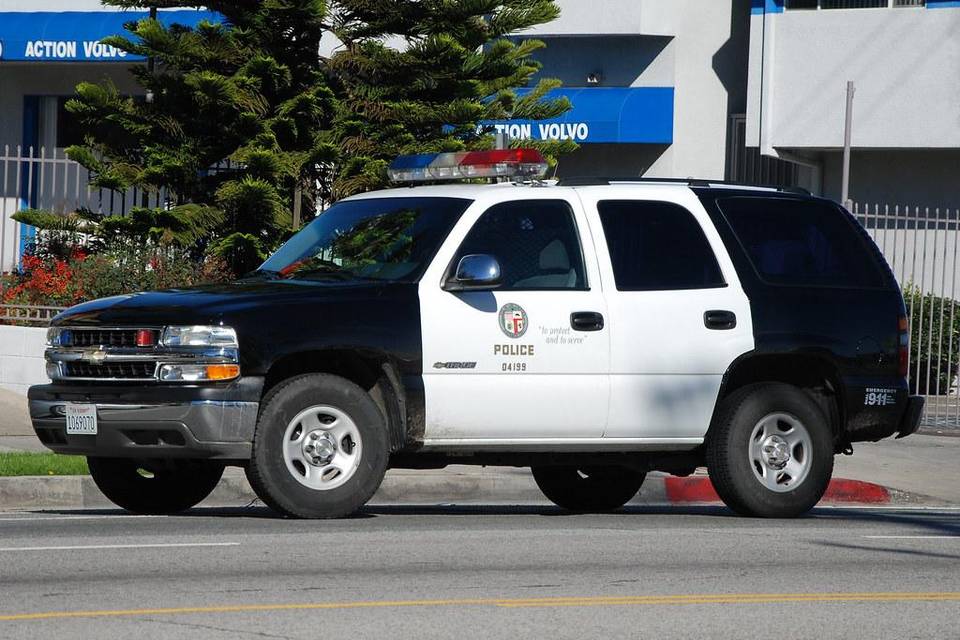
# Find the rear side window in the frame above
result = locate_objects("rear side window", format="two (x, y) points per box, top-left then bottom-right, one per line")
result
(718, 197), (884, 288)
(597, 200), (725, 291)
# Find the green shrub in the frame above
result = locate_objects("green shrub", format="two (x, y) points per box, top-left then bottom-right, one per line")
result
(903, 284), (960, 395)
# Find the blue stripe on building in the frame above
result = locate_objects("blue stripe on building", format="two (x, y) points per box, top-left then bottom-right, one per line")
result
(0, 10), (221, 62)
(486, 87), (674, 145)
(752, 0), (958, 12)
(750, 0), (784, 15)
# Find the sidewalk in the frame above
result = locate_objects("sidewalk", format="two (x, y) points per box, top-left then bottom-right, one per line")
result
(834, 434), (960, 505)
(0, 387), (45, 453)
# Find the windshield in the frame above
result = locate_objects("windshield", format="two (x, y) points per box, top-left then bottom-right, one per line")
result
(259, 197), (472, 283)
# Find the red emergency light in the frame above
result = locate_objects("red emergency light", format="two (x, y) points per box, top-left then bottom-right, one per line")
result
(388, 149), (548, 182)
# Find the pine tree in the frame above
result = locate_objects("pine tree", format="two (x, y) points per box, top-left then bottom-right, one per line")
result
(27, 0), (335, 275)
(325, 0), (573, 198)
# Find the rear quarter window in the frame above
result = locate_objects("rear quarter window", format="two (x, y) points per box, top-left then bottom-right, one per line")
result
(717, 197), (885, 288)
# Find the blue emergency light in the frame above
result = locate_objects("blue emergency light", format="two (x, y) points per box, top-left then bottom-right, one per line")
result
(387, 149), (548, 182)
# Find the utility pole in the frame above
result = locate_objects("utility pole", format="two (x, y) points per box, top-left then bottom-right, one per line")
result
(841, 80), (855, 209)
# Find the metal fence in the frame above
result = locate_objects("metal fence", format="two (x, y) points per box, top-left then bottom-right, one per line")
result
(0, 145), (245, 274)
(852, 203), (960, 429)
(0, 145), (178, 273)
(0, 304), (65, 327)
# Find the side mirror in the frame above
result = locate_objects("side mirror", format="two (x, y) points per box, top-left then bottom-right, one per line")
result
(444, 254), (502, 291)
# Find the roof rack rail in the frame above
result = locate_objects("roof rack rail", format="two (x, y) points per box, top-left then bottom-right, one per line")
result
(555, 176), (811, 195)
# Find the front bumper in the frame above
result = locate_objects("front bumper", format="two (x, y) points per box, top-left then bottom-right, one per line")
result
(27, 377), (264, 460)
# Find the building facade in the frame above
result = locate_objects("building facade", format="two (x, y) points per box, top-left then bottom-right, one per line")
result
(507, 0), (753, 182)
(746, 0), (960, 208)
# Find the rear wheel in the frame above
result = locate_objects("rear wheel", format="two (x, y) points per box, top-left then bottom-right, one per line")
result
(531, 466), (646, 512)
(87, 457), (224, 515)
(246, 373), (389, 519)
(706, 383), (834, 518)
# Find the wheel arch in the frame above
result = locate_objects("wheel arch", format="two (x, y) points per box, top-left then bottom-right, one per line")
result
(263, 349), (408, 453)
(711, 352), (845, 448)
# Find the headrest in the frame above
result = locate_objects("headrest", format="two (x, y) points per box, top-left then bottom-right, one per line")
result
(539, 239), (570, 271)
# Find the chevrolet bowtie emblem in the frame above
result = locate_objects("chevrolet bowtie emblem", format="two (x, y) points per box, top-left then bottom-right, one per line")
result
(83, 350), (108, 364)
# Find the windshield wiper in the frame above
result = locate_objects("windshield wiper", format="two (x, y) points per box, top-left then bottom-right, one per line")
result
(283, 264), (365, 281)
(239, 268), (282, 281)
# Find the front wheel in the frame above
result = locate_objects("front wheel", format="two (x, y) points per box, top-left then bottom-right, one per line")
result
(531, 466), (646, 512)
(706, 383), (834, 518)
(87, 457), (224, 515)
(246, 373), (389, 519)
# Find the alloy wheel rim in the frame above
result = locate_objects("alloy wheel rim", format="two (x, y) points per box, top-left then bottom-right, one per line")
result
(748, 412), (813, 493)
(282, 405), (362, 491)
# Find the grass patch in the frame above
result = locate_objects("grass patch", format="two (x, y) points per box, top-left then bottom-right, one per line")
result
(0, 452), (89, 476)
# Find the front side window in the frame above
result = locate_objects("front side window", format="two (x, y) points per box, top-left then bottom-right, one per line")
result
(454, 200), (586, 290)
(259, 197), (471, 282)
(598, 200), (725, 291)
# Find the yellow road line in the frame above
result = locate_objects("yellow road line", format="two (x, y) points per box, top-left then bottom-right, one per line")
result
(1, 592), (958, 622)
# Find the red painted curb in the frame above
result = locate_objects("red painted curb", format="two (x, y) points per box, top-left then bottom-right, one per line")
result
(663, 476), (890, 505)
(822, 478), (890, 503)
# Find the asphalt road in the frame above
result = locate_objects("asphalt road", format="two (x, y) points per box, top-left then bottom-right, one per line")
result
(0, 505), (957, 640)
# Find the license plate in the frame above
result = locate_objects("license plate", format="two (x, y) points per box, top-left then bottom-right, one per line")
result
(65, 404), (98, 435)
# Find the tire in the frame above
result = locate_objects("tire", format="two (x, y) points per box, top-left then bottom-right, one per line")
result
(531, 465), (646, 512)
(246, 373), (389, 519)
(87, 457), (224, 515)
(706, 383), (834, 518)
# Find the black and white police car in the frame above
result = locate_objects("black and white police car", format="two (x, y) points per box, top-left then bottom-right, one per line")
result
(29, 149), (922, 518)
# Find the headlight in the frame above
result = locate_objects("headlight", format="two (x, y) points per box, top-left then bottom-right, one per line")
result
(46, 327), (73, 347)
(161, 325), (238, 348)
(159, 363), (240, 382)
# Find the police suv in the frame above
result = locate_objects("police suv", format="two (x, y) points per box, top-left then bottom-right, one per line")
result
(29, 149), (923, 519)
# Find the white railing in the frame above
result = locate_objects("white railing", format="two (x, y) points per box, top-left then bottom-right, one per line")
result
(852, 203), (960, 429)
(0, 145), (175, 273)
(0, 146), (243, 273)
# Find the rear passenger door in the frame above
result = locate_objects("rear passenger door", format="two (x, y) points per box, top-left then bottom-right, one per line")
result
(578, 187), (755, 440)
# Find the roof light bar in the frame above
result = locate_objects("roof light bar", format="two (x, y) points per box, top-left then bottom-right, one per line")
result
(388, 149), (548, 183)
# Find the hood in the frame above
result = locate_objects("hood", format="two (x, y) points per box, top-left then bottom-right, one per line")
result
(52, 280), (402, 327)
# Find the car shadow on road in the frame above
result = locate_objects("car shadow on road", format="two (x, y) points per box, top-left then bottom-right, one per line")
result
(809, 506), (960, 536)
(22, 504), (960, 530)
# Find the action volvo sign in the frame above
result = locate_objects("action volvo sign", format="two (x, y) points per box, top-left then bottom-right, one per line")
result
(484, 87), (674, 145)
(0, 10), (220, 62)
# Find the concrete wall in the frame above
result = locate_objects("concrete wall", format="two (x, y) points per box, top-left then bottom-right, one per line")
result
(822, 149), (960, 209)
(0, 64), (139, 152)
(519, 0), (675, 37)
(3, 0), (114, 9)
(747, 7), (960, 151)
(647, 0), (749, 179)
(0, 325), (49, 396)
(527, 0), (750, 180)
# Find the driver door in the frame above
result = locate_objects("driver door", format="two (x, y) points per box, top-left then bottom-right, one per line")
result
(418, 195), (610, 442)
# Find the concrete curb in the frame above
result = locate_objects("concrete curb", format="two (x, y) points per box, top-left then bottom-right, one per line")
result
(0, 469), (904, 512)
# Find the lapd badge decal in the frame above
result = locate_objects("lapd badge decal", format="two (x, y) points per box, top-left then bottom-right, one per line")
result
(498, 303), (528, 339)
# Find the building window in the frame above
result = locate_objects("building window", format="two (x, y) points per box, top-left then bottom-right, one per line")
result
(786, 0), (924, 8)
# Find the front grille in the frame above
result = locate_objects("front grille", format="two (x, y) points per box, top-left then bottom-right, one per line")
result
(68, 329), (158, 348)
(64, 362), (157, 379)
